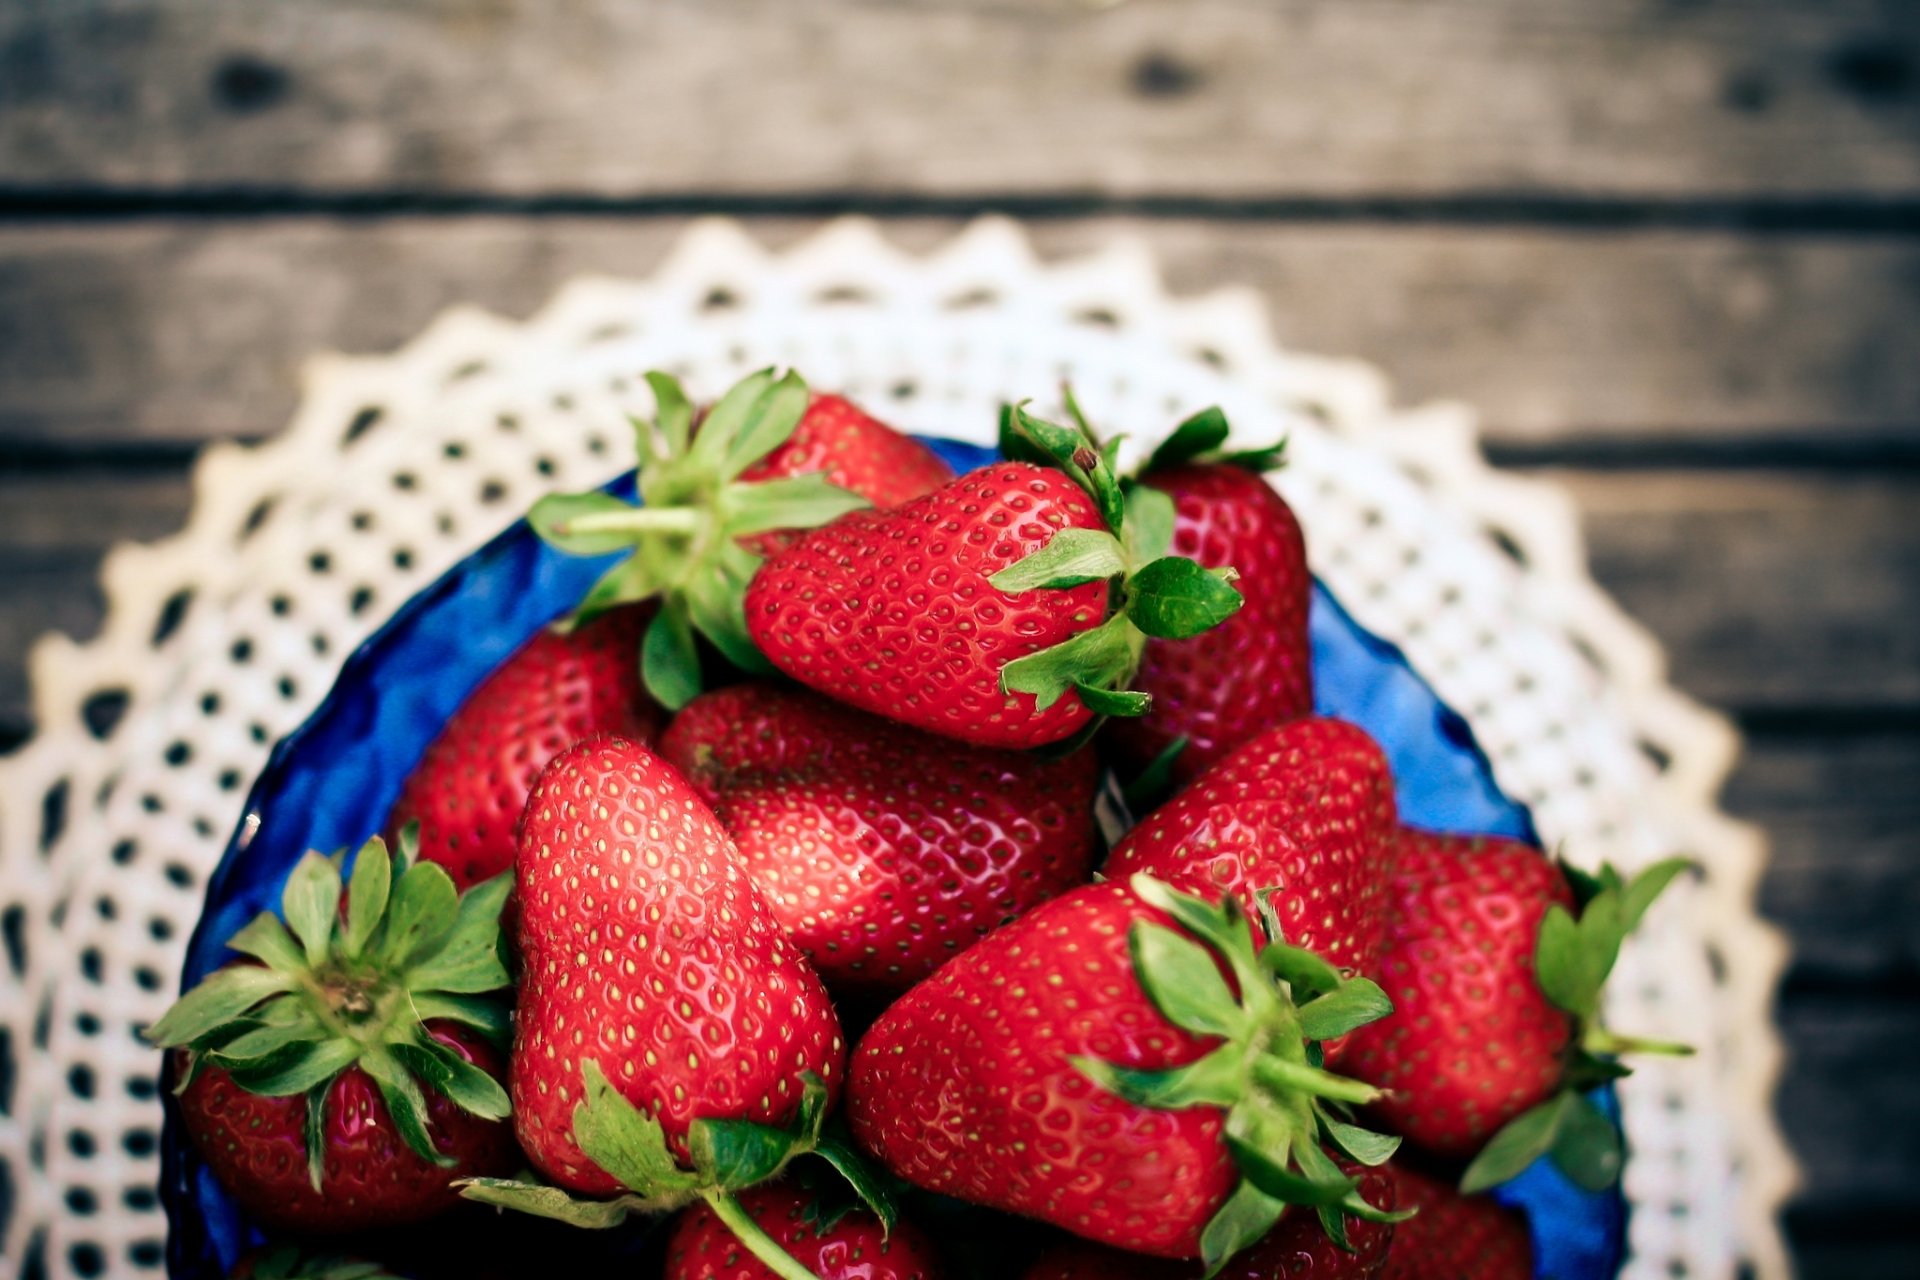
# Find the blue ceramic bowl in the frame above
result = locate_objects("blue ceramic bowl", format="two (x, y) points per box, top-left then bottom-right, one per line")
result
(162, 437), (1626, 1278)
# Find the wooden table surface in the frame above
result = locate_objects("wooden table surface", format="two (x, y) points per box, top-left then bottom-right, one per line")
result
(2, 2), (1916, 1274)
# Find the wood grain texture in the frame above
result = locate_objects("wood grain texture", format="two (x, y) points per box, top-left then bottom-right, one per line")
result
(3, 218), (1917, 451)
(1557, 470), (1920, 713)
(1731, 728), (1920, 985)
(2, 0), (1918, 200)
(1777, 995), (1920, 1219)
(1791, 1236), (1920, 1280)
(0, 468), (193, 747)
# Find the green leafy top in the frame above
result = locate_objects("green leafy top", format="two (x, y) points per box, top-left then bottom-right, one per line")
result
(1141, 404), (1289, 477)
(1077, 875), (1409, 1277)
(146, 828), (513, 1189)
(991, 404), (1246, 723)
(529, 368), (870, 710)
(460, 1066), (893, 1280)
(1459, 857), (1696, 1194)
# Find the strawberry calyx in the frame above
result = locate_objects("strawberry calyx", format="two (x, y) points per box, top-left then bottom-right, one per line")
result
(991, 405), (1246, 721)
(529, 368), (871, 710)
(145, 828), (514, 1189)
(1140, 403), (1290, 477)
(1459, 856), (1696, 1194)
(460, 1065), (893, 1280)
(1076, 875), (1408, 1276)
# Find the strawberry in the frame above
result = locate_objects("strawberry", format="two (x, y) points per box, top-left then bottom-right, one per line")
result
(1023, 1164), (1396, 1278)
(1341, 829), (1692, 1192)
(1341, 832), (1572, 1162)
(658, 682), (1101, 993)
(147, 833), (519, 1232)
(1103, 717), (1399, 981)
(848, 875), (1401, 1271)
(666, 1182), (944, 1280)
(1104, 408), (1312, 787)
(746, 406), (1244, 749)
(387, 603), (663, 889)
(530, 371), (949, 710)
(462, 735), (878, 1278)
(741, 393), (956, 537)
(1379, 1164), (1531, 1280)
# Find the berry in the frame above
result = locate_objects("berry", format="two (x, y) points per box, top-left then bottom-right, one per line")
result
(1024, 1163), (1396, 1277)
(1342, 832), (1574, 1158)
(505, 736), (844, 1192)
(660, 682), (1100, 992)
(389, 604), (661, 889)
(666, 1183), (944, 1280)
(746, 460), (1112, 749)
(148, 834), (518, 1232)
(848, 876), (1397, 1267)
(1105, 717), (1399, 979)
(1380, 1164), (1531, 1280)
(530, 372), (947, 709)
(1107, 461), (1311, 785)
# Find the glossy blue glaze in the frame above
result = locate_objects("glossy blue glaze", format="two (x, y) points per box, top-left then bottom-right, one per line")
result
(164, 437), (1624, 1278)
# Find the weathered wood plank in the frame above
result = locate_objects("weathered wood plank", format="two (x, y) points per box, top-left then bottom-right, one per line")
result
(1728, 728), (1920, 985)
(2, 218), (1916, 451)
(2, 1), (1917, 200)
(1559, 470), (1920, 713)
(0, 468), (194, 746)
(1790, 1234), (1920, 1280)
(1776, 994), (1920, 1219)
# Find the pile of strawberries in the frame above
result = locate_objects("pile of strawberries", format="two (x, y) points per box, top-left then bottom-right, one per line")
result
(153, 371), (1688, 1280)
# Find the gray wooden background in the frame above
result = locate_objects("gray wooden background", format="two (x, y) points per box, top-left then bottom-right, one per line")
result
(1, 2), (1916, 1274)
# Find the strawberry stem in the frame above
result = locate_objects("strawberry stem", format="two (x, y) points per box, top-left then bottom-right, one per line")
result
(701, 1190), (827, 1280)
(1250, 1057), (1385, 1106)
(556, 506), (705, 536)
(1582, 1026), (1696, 1059)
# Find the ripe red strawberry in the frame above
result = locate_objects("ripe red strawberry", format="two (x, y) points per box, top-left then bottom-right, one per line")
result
(1342, 831), (1574, 1161)
(530, 371), (948, 710)
(659, 682), (1101, 992)
(745, 460), (1107, 748)
(1380, 1164), (1532, 1280)
(503, 735), (844, 1191)
(848, 875), (1399, 1269)
(746, 406), (1244, 749)
(176, 1022), (512, 1232)
(1105, 431), (1313, 786)
(742, 392), (955, 521)
(466, 735), (871, 1277)
(1343, 831), (1691, 1192)
(388, 603), (662, 889)
(148, 834), (519, 1232)
(1024, 1164), (1397, 1277)
(666, 1183), (944, 1280)
(1104, 717), (1398, 980)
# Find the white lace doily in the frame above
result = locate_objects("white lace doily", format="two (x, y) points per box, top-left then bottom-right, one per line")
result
(0, 218), (1795, 1280)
